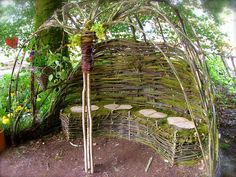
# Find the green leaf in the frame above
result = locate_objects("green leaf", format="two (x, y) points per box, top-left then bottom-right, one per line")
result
(48, 74), (53, 81)
(91, 23), (105, 40)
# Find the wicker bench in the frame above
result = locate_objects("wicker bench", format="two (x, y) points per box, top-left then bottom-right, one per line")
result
(60, 104), (203, 165)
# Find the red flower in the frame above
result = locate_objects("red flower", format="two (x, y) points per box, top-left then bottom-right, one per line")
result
(29, 56), (33, 62)
(5, 36), (18, 49)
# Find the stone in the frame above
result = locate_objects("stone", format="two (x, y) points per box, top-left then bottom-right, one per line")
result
(167, 117), (195, 129)
(116, 104), (132, 110)
(70, 105), (99, 113)
(139, 109), (167, 119)
(139, 109), (156, 117)
(149, 112), (167, 119)
(104, 104), (120, 110)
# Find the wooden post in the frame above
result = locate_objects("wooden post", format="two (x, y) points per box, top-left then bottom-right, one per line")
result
(82, 72), (88, 172)
(80, 28), (95, 174)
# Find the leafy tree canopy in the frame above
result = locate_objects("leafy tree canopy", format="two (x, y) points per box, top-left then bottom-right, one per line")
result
(161, 0), (235, 20)
(0, 0), (232, 56)
(0, 0), (34, 51)
(202, 0), (236, 18)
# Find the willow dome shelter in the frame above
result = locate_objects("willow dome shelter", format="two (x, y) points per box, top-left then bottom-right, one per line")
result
(12, 0), (219, 176)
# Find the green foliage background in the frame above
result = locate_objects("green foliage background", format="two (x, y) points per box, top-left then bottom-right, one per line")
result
(0, 0), (34, 51)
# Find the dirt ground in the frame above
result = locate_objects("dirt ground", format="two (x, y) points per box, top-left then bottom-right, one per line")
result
(0, 132), (205, 177)
(218, 108), (236, 177)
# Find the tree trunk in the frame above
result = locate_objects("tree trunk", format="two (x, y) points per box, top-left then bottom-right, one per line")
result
(35, 0), (68, 54)
(13, 0), (68, 144)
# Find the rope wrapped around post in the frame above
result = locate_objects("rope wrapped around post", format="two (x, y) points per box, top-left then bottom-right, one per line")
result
(81, 31), (95, 73)
(80, 29), (96, 174)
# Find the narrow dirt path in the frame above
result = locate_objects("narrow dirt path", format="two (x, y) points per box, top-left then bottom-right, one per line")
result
(218, 108), (236, 177)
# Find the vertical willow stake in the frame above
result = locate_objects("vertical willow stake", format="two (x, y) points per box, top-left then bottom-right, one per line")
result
(82, 72), (87, 172)
(87, 73), (93, 172)
(80, 23), (95, 174)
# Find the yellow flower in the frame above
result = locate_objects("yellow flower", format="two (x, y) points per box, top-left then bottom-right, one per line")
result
(15, 105), (23, 112)
(36, 97), (41, 102)
(10, 92), (15, 97)
(7, 113), (13, 117)
(2, 116), (10, 125)
(25, 108), (30, 113)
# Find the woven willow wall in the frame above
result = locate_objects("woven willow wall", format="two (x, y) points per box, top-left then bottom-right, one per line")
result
(91, 40), (204, 119)
(61, 39), (209, 166)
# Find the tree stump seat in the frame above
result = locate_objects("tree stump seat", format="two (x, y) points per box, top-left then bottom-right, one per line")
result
(70, 105), (100, 113)
(138, 109), (167, 119)
(166, 117), (196, 165)
(60, 105), (100, 139)
(167, 117), (195, 130)
(104, 104), (133, 111)
(60, 104), (133, 139)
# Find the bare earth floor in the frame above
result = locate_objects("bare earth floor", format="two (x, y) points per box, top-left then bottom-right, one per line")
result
(0, 132), (205, 177)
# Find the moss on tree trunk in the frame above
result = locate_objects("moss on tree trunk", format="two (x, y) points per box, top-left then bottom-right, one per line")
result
(35, 0), (67, 53)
